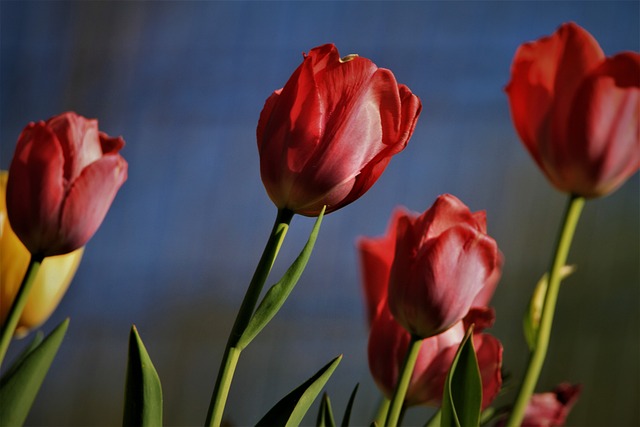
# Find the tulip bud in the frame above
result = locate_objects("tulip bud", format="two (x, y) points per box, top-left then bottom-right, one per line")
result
(506, 22), (639, 198)
(7, 111), (128, 257)
(0, 171), (83, 337)
(257, 44), (422, 216)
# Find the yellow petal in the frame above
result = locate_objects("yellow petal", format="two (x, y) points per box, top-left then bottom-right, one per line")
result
(0, 171), (83, 337)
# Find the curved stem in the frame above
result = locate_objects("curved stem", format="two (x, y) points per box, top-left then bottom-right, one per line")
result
(506, 195), (585, 427)
(386, 335), (423, 427)
(205, 208), (294, 427)
(0, 254), (44, 367)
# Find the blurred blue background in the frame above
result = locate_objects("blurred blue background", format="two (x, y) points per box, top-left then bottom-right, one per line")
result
(1, 1), (638, 426)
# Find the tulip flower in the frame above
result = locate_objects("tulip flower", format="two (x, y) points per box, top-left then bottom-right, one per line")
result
(257, 44), (422, 216)
(497, 383), (582, 427)
(506, 22), (639, 198)
(519, 383), (581, 427)
(0, 171), (83, 337)
(384, 195), (502, 338)
(367, 306), (502, 409)
(6, 111), (128, 257)
(358, 202), (503, 409)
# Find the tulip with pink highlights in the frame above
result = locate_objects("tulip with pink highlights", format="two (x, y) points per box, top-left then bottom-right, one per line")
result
(367, 306), (502, 408)
(7, 112), (128, 257)
(257, 44), (421, 216)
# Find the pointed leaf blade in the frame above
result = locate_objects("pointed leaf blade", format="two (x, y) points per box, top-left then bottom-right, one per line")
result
(123, 325), (163, 427)
(523, 265), (575, 350)
(0, 331), (44, 383)
(0, 318), (69, 427)
(238, 207), (325, 350)
(256, 354), (341, 427)
(441, 325), (482, 427)
(341, 383), (359, 427)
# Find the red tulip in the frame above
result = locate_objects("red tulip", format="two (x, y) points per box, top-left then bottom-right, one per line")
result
(385, 195), (502, 338)
(7, 112), (128, 257)
(506, 22), (639, 198)
(358, 201), (503, 408)
(496, 383), (582, 427)
(367, 304), (502, 409)
(358, 203), (500, 329)
(520, 383), (582, 427)
(257, 44), (422, 216)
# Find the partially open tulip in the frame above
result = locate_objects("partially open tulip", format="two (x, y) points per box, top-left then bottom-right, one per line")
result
(368, 306), (502, 408)
(506, 22), (639, 198)
(257, 44), (422, 216)
(7, 112), (128, 257)
(384, 195), (502, 338)
(0, 171), (83, 337)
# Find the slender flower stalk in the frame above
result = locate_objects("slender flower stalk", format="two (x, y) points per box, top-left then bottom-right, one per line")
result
(205, 208), (294, 427)
(0, 254), (44, 366)
(385, 335), (423, 427)
(374, 397), (390, 426)
(506, 195), (585, 427)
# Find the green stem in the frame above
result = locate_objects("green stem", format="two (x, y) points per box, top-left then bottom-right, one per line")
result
(386, 335), (423, 427)
(374, 397), (390, 426)
(506, 195), (585, 427)
(205, 208), (294, 427)
(0, 254), (44, 367)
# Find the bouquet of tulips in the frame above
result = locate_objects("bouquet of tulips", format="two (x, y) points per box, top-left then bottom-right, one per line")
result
(1, 22), (638, 427)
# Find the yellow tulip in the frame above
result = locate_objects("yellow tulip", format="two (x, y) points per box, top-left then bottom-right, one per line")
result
(0, 171), (83, 338)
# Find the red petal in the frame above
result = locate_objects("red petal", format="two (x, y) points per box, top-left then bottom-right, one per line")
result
(100, 132), (125, 154)
(406, 323), (464, 406)
(368, 307), (411, 399)
(47, 112), (103, 181)
(463, 307), (496, 332)
(566, 52), (640, 197)
(397, 84), (422, 147)
(286, 56), (383, 211)
(473, 333), (503, 409)
(419, 194), (482, 241)
(58, 154), (128, 254)
(7, 122), (65, 255)
(256, 89), (282, 153)
(506, 23), (604, 174)
(390, 224), (495, 338)
(357, 207), (410, 323)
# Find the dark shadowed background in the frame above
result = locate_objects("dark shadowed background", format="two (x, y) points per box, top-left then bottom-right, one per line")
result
(1, 1), (638, 426)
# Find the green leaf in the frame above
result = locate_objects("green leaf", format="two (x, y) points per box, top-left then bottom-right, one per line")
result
(316, 393), (335, 427)
(440, 325), (482, 427)
(341, 383), (359, 427)
(523, 265), (576, 350)
(256, 354), (342, 427)
(0, 318), (69, 427)
(123, 325), (163, 427)
(238, 206), (325, 350)
(0, 331), (44, 383)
